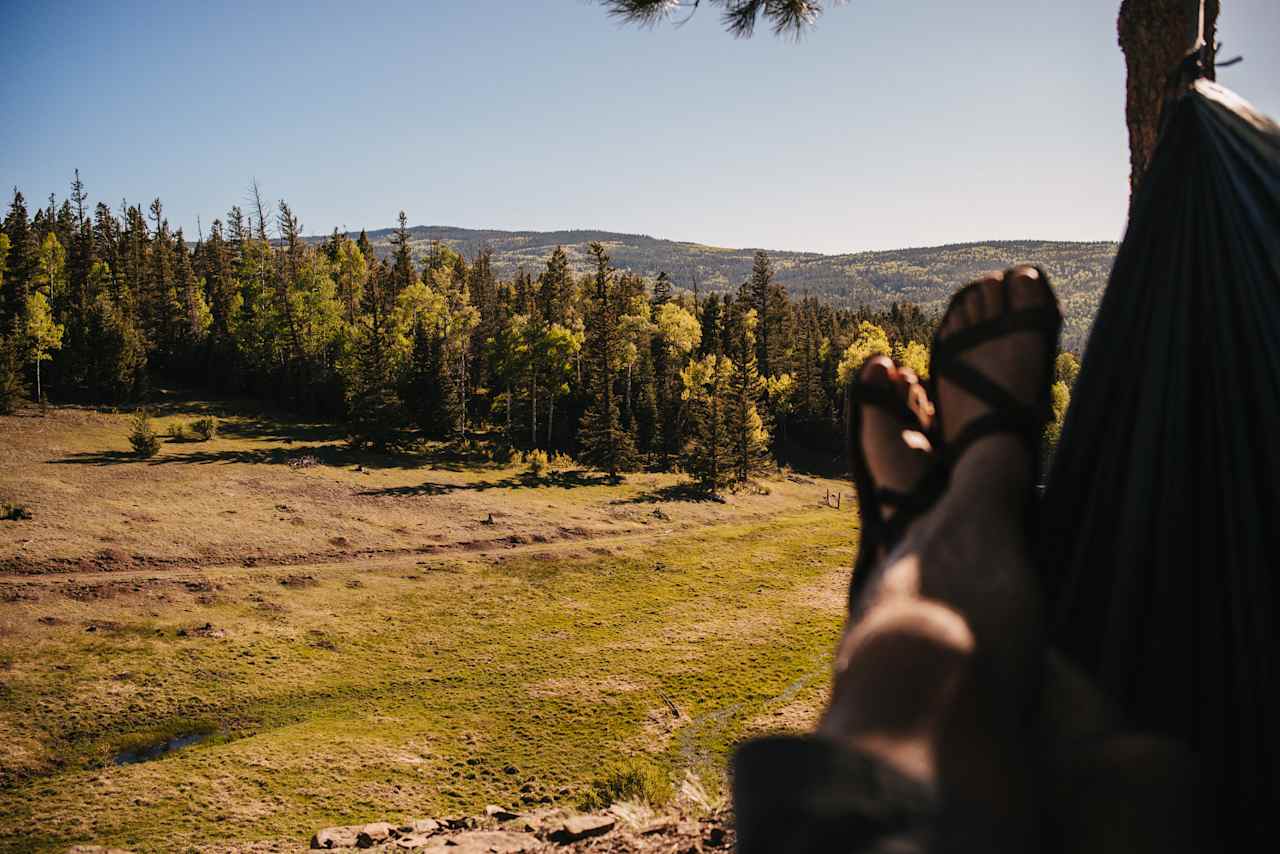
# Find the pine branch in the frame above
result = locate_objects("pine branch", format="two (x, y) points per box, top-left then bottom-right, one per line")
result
(599, 0), (842, 39)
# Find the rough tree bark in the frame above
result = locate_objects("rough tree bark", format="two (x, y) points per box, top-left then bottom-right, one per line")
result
(1118, 0), (1220, 194)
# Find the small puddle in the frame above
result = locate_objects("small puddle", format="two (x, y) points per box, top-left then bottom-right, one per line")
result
(113, 730), (216, 765)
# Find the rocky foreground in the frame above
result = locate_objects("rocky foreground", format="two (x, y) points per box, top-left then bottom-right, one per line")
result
(306, 805), (733, 853)
(67, 805), (733, 853)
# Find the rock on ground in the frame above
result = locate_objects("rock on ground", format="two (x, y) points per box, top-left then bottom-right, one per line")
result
(305, 807), (733, 853)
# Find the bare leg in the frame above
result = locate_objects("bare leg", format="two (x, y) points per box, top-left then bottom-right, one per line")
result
(821, 267), (1206, 854)
(821, 269), (1056, 849)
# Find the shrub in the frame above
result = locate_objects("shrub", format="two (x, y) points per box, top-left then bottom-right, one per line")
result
(579, 758), (672, 811)
(1, 502), (32, 521)
(190, 416), (218, 441)
(166, 422), (191, 442)
(525, 449), (549, 477)
(550, 451), (575, 469)
(129, 411), (160, 457)
(489, 443), (515, 465)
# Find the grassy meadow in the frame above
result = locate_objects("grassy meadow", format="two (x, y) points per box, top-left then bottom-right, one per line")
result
(0, 396), (857, 852)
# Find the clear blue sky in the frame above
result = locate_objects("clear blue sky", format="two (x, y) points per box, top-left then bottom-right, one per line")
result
(2, 0), (1276, 253)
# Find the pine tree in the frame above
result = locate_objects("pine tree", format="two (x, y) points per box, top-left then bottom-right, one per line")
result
(389, 211), (416, 295)
(343, 266), (408, 450)
(0, 330), (26, 413)
(698, 294), (722, 357)
(681, 354), (733, 493)
(356, 229), (375, 265)
(173, 231), (212, 352)
(82, 262), (146, 400)
(0, 237), (24, 410)
(2, 191), (36, 332)
(538, 245), (570, 325)
(578, 243), (638, 477)
(747, 250), (773, 376)
(401, 316), (452, 437)
(726, 305), (772, 482)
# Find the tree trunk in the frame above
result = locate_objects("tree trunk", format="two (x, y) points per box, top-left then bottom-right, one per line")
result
(1118, 0), (1219, 194)
(547, 394), (555, 450)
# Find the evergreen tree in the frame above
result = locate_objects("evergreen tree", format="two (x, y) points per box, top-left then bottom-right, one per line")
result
(82, 262), (146, 400)
(747, 249), (773, 376)
(173, 231), (212, 352)
(726, 305), (773, 482)
(681, 354), (733, 493)
(578, 243), (638, 477)
(2, 191), (35, 332)
(538, 245), (571, 325)
(698, 293), (722, 357)
(356, 228), (376, 265)
(0, 330), (26, 413)
(343, 266), (408, 450)
(389, 211), (416, 295)
(401, 316), (452, 437)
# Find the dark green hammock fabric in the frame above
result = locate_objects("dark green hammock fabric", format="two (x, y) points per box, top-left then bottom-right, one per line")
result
(1039, 77), (1278, 837)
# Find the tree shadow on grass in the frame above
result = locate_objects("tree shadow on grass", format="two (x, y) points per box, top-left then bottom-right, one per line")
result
(50, 446), (346, 467)
(614, 482), (725, 504)
(361, 469), (612, 497)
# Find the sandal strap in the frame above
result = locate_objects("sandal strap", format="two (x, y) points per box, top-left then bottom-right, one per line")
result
(878, 463), (948, 546)
(942, 411), (1039, 468)
(932, 306), (1062, 363)
(932, 355), (1031, 420)
(849, 374), (944, 557)
(849, 380), (918, 428)
(929, 276), (1061, 471)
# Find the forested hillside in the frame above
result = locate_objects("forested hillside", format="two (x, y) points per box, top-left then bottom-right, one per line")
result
(348, 226), (1117, 349)
(0, 180), (1081, 491)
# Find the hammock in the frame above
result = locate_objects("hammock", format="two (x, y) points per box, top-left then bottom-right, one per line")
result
(1039, 69), (1279, 837)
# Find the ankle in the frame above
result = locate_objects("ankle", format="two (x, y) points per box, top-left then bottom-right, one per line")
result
(948, 437), (1032, 510)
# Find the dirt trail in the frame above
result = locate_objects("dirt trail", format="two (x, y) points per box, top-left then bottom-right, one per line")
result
(0, 503), (835, 587)
(0, 528), (683, 586)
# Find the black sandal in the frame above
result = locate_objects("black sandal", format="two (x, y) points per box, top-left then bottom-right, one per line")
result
(845, 369), (947, 613)
(928, 267), (1062, 485)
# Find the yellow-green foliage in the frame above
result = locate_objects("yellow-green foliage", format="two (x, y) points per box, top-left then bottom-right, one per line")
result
(525, 448), (549, 477)
(128, 410), (160, 457)
(836, 321), (891, 386)
(190, 416), (218, 441)
(896, 340), (930, 378)
(579, 758), (672, 810)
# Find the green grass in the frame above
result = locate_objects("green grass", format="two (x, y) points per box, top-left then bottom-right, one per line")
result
(0, 509), (854, 852)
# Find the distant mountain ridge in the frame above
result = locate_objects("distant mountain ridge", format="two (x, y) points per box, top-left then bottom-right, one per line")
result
(319, 225), (1118, 350)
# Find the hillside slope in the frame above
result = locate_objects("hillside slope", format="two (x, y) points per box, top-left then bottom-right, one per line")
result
(332, 226), (1118, 350)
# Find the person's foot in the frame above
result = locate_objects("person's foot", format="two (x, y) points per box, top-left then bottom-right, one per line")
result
(933, 266), (1058, 501)
(857, 356), (935, 553)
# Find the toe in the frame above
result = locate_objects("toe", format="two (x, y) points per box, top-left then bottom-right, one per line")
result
(1005, 265), (1055, 311)
(859, 355), (896, 386)
(901, 370), (935, 430)
(974, 275), (1005, 321)
(946, 274), (1001, 334)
